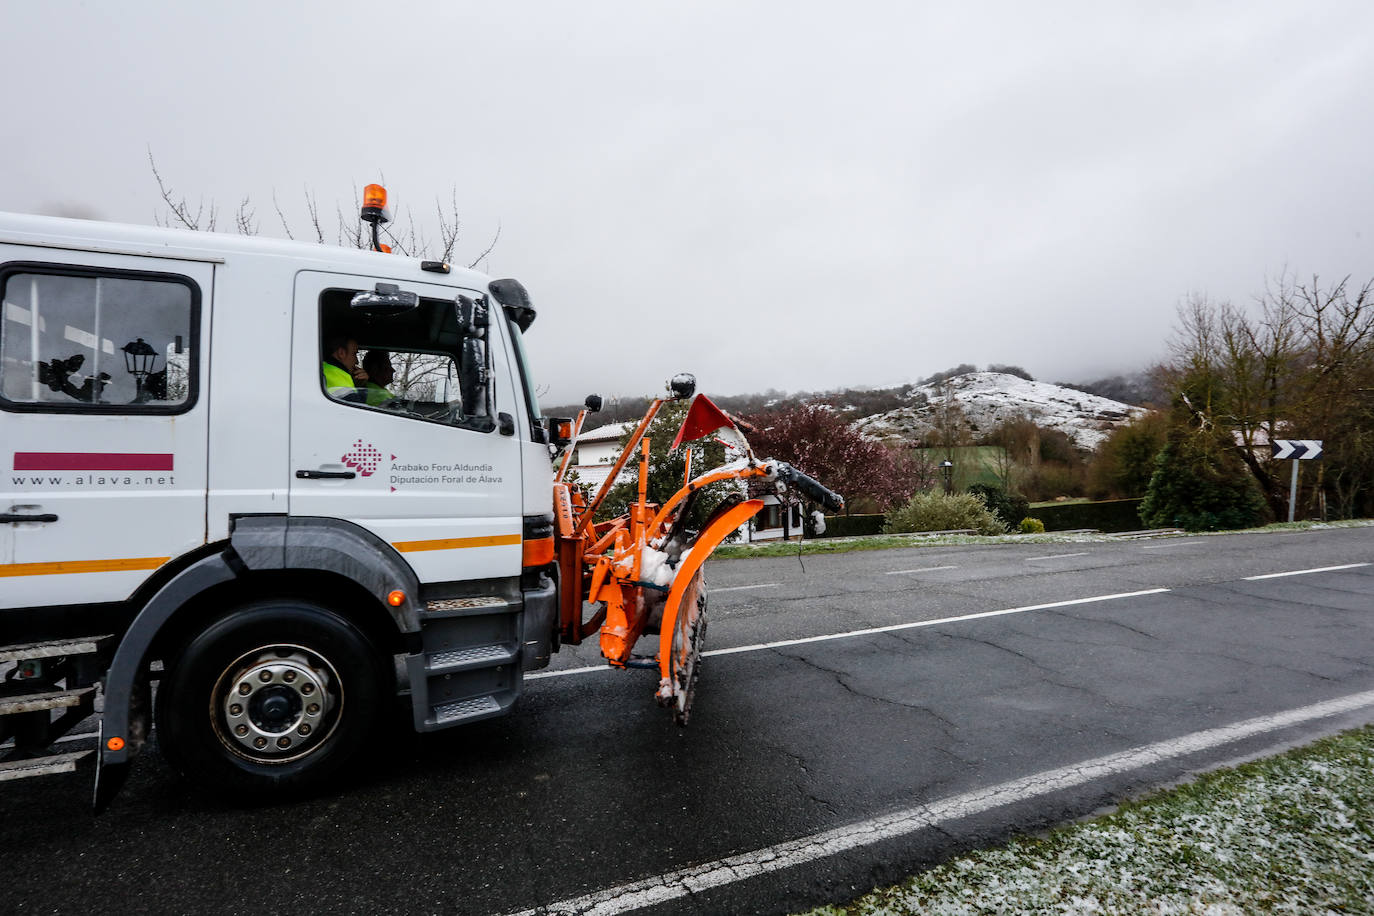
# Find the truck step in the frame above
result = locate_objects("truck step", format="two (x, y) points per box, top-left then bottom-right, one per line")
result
(0, 635), (112, 664)
(423, 596), (518, 619)
(426, 643), (519, 674)
(431, 694), (504, 726)
(0, 749), (94, 782)
(0, 687), (95, 716)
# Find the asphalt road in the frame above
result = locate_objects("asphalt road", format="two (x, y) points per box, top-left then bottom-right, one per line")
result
(3, 526), (1372, 915)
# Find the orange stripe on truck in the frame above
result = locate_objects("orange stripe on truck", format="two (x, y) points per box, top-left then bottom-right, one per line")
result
(391, 534), (521, 553)
(0, 556), (169, 578)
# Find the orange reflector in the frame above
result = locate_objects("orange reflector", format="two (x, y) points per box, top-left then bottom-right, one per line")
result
(363, 183), (387, 209)
(522, 536), (555, 567)
(387, 589), (406, 607)
(106, 736), (125, 752)
(557, 421), (573, 439)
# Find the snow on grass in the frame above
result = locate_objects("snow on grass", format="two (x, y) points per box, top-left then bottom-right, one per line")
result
(799, 726), (1374, 915)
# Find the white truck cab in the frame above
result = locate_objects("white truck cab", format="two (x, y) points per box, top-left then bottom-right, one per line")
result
(0, 212), (559, 807)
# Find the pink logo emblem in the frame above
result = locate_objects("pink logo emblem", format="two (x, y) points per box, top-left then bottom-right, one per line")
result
(341, 440), (383, 477)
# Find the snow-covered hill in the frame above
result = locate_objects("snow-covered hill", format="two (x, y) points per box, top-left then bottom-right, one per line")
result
(853, 372), (1147, 451)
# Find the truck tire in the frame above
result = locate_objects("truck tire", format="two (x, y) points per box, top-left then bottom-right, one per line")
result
(155, 599), (385, 797)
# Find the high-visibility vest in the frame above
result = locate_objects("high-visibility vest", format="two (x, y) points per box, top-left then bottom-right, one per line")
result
(322, 362), (355, 399)
(366, 382), (393, 406)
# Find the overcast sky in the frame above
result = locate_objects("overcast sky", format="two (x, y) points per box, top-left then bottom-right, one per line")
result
(5, 2), (1372, 403)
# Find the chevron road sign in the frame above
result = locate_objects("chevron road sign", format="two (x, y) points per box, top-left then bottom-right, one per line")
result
(1273, 438), (1323, 522)
(1272, 439), (1323, 460)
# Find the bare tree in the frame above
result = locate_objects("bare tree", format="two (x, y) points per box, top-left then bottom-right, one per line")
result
(148, 150), (499, 265)
(928, 380), (972, 459)
(1161, 273), (1374, 518)
(150, 149), (218, 231)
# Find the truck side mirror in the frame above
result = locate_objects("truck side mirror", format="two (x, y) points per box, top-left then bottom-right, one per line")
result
(454, 294), (490, 421)
(459, 336), (488, 419)
(455, 295), (488, 337)
(350, 282), (418, 315)
(488, 279), (536, 332)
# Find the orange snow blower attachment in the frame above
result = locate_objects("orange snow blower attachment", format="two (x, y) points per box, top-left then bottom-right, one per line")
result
(551, 375), (844, 724)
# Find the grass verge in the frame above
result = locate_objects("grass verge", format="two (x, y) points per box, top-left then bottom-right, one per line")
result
(712, 519), (1374, 560)
(799, 725), (1374, 915)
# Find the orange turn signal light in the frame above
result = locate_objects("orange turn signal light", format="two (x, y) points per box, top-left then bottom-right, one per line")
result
(387, 589), (406, 607)
(363, 184), (388, 210)
(522, 536), (555, 567)
(106, 736), (126, 752)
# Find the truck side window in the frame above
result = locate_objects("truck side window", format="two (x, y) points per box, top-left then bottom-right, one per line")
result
(0, 264), (197, 413)
(319, 288), (494, 432)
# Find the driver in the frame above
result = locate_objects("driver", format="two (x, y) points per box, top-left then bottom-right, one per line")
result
(322, 334), (367, 402)
(362, 349), (395, 406)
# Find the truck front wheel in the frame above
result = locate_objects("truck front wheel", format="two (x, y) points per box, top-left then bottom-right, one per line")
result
(156, 599), (385, 797)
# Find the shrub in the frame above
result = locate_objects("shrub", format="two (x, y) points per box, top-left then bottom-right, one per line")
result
(967, 483), (1030, 528)
(1018, 517), (1045, 534)
(1139, 432), (1271, 531)
(883, 491), (1006, 536)
(1087, 411), (1168, 500)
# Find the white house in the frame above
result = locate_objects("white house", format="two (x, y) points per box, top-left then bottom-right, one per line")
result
(563, 420), (638, 493)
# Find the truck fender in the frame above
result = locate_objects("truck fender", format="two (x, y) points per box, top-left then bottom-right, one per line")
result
(230, 516), (423, 633)
(95, 552), (238, 811)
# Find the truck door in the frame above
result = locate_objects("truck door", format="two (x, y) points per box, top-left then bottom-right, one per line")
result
(0, 254), (211, 608)
(288, 272), (524, 584)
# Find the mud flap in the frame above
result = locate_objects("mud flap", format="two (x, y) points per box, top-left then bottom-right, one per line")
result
(93, 720), (128, 814)
(655, 499), (763, 722)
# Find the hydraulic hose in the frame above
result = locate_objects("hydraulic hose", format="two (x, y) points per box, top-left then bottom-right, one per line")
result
(774, 462), (845, 514)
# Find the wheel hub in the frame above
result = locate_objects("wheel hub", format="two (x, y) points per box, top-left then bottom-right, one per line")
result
(216, 648), (339, 762)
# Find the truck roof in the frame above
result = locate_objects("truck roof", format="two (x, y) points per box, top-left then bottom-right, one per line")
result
(0, 210), (496, 289)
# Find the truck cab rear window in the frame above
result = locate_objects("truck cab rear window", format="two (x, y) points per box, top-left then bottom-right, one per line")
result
(0, 264), (198, 413)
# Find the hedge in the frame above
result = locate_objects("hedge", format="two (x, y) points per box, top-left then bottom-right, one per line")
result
(818, 499), (1147, 537)
(818, 513), (886, 538)
(1025, 498), (1144, 532)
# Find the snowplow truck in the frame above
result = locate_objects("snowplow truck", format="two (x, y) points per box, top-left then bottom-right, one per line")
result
(0, 189), (842, 809)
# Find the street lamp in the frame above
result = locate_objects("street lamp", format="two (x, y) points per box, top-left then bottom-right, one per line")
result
(121, 337), (160, 402)
(939, 459), (954, 494)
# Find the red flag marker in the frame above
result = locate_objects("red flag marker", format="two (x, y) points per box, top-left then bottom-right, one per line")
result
(671, 394), (735, 450)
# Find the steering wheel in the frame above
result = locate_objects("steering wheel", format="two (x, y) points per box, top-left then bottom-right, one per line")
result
(378, 398), (425, 420)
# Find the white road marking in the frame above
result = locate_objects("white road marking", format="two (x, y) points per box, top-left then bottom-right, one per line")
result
(712, 583), (781, 593)
(525, 589), (1171, 679)
(1027, 552), (1089, 561)
(504, 688), (1374, 916)
(1243, 562), (1370, 581)
(885, 565), (959, 575)
(704, 590), (1169, 658)
(526, 664), (606, 680)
